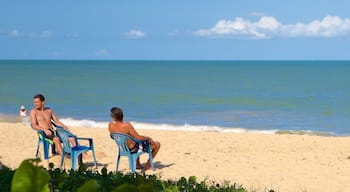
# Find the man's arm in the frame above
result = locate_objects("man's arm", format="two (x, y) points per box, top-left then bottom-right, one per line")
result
(51, 110), (69, 130)
(108, 122), (114, 133)
(128, 123), (151, 141)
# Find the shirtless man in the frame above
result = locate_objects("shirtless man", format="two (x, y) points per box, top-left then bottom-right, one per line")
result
(30, 94), (71, 155)
(108, 107), (161, 171)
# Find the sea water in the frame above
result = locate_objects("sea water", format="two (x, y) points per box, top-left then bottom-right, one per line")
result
(1, 60), (349, 135)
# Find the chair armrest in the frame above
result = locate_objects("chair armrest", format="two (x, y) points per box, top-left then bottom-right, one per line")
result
(77, 137), (93, 146)
(137, 140), (150, 144)
(129, 136), (150, 144)
(77, 137), (93, 141)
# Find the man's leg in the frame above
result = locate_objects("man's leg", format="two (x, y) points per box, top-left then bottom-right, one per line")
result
(53, 136), (62, 155)
(136, 157), (143, 169)
(143, 141), (160, 171)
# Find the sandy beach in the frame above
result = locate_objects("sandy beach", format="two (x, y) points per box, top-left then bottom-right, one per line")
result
(1, 122), (350, 192)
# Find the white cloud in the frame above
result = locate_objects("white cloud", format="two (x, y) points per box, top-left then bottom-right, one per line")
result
(5, 29), (53, 38)
(96, 49), (110, 57)
(40, 30), (52, 38)
(125, 29), (146, 39)
(51, 51), (62, 57)
(194, 15), (350, 39)
(67, 33), (79, 38)
(9, 30), (19, 37)
(168, 30), (180, 36)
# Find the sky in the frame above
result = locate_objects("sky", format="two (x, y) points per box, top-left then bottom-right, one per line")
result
(1, 0), (350, 60)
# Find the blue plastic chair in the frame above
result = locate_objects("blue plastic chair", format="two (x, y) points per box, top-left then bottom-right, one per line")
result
(110, 132), (154, 173)
(55, 126), (97, 170)
(31, 124), (56, 160)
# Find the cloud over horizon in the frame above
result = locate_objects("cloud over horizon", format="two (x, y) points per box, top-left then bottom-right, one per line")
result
(3, 29), (53, 38)
(124, 29), (146, 39)
(9, 30), (20, 37)
(96, 48), (110, 57)
(194, 15), (350, 39)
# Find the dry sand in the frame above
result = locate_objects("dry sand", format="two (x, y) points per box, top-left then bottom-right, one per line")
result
(1, 122), (350, 192)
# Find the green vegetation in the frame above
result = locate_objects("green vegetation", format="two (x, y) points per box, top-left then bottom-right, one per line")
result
(0, 159), (246, 192)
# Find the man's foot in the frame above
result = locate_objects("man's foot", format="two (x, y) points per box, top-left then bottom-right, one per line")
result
(142, 162), (151, 171)
(136, 165), (143, 170)
(136, 164), (144, 170)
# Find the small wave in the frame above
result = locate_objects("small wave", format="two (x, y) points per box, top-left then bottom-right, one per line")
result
(60, 118), (109, 128)
(276, 130), (334, 136)
(131, 121), (278, 134)
(47, 117), (338, 136)
(59, 117), (278, 134)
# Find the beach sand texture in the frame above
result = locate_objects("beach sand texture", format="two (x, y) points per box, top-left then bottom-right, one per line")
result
(1, 122), (350, 192)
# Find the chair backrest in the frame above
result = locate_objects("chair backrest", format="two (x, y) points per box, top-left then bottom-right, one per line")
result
(110, 133), (137, 154)
(55, 126), (76, 154)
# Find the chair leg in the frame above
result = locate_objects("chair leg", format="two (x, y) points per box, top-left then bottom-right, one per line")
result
(149, 151), (154, 171)
(91, 150), (97, 169)
(78, 154), (83, 165)
(60, 153), (65, 169)
(116, 155), (121, 172)
(51, 144), (56, 155)
(43, 140), (50, 160)
(72, 153), (77, 170)
(129, 156), (136, 173)
(35, 139), (41, 157)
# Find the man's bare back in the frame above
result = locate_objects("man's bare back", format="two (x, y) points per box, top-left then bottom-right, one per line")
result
(108, 121), (150, 149)
(108, 107), (160, 171)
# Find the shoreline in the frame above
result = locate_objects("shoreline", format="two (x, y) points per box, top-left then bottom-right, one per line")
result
(1, 122), (350, 191)
(0, 114), (346, 137)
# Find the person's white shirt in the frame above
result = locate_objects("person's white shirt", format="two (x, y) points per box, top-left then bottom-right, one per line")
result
(19, 106), (29, 123)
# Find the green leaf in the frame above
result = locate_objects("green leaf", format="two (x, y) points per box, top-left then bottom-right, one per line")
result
(137, 183), (156, 192)
(112, 183), (139, 192)
(77, 180), (100, 192)
(188, 176), (197, 185)
(162, 185), (179, 192)
(11, 159), (50, 192)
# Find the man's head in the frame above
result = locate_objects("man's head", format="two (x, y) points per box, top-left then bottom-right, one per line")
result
(33, 94), (45, 110)
(111, 107), (123, 121)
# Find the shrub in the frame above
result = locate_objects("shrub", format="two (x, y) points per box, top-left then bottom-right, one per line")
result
(0, 159), (246, 192)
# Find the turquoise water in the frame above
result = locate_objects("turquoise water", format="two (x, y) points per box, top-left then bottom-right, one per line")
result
(1, 60), (350, 135)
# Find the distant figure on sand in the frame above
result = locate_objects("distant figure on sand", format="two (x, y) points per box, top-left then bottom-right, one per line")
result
(19, 105), (29, 123)
(30, 94), (76, 155)
(108, 107), (161, 171)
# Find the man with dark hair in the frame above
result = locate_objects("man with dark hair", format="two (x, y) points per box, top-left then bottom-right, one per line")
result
(33, 94), (45, 102)
(109, 107), (161, 171)
(30, 94), (73, 155)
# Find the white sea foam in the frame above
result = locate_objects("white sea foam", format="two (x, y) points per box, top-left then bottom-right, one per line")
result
(59, 117), (277, 134)
(60, 118), (109, 128)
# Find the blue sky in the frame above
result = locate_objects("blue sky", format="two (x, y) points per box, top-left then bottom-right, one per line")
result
(1, 0), (350, 60)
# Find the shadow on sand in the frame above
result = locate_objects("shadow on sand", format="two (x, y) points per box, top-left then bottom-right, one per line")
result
(153, 161), (175, 170)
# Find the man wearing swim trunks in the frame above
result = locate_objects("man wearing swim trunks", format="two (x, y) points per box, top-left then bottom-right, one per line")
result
(30, 94), (72, 155)
(108, 107), (161, 171)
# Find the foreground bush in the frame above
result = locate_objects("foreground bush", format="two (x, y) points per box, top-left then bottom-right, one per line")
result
(0, 159), (246, 192)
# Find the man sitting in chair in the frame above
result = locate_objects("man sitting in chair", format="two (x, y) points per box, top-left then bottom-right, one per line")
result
(30, 94), (75, 156)
(108, 107), (161, 171)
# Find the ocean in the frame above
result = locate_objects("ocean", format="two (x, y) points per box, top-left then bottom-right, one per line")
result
(1, 60), (349, 136)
